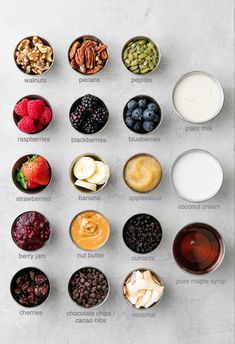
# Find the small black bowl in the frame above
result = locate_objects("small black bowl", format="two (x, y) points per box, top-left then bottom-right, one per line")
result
(123, 95), (162, 134)
(10, 267), (50, 307)
(68, 267), (110, 309)
(12, 154), (52, 194)
(13, 94), (53, 134)
(123, 213), (162, 254)
(69, 94), (109, 135)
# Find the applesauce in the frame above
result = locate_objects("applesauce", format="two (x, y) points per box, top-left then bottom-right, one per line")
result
(124, 154), (162, 193)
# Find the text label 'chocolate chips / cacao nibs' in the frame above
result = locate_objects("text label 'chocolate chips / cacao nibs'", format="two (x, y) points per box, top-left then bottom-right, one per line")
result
(68, 267), (109, 309)
(123, 214), (162, 254)
(10, 267), (50, 307)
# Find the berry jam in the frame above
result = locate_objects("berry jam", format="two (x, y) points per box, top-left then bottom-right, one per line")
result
(173, 223), (224, 274)
(12, 211), (51, 251)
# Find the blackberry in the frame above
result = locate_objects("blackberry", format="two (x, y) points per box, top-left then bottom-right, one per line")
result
(82, 119), (99, 134)
(70, 112), (84, 130)
(81, 94), (98, 111)
(91, 107), (108, 124)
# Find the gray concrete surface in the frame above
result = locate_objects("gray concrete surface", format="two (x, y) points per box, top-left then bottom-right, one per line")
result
(0, 0), (234, 343)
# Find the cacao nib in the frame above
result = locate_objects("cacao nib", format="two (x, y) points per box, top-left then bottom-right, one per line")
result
(68, 267), (109, 308)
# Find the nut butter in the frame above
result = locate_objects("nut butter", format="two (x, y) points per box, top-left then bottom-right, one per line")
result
(70, 211), (110, 251)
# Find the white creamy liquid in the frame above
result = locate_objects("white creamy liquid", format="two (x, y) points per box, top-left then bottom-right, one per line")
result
(173, 72), (223, 123)
(171, 150), (223, 202)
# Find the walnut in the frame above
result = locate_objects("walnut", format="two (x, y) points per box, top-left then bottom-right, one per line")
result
(15, 36), (53, 75)
(17, 39), (30, 51)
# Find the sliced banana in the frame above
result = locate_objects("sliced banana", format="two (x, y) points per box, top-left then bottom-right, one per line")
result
(73, 157), (96, 180)
(87, 161), (110, 185)
(75, 179), (97, 192)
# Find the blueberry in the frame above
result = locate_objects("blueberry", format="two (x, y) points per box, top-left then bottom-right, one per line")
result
(148, 102), (159, 112)
(143, 109), (156, 121)
(133, 121), (143, 133)
(127, 100), (138, 111)
(125, 110), (132, 118)
(125, 116), (135, 128)
(143, 121), (156, 132)
(138, 98), (148, 109)
(132, 108), (143, 120)
(153, 113), (160, 123)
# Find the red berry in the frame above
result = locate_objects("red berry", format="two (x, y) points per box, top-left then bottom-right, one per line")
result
(40, 107), (52, 125)
(18, 117), (36, 134)
(27, 181), (41, 189)
(28, 99), (45, 120)
(14, 98), (29, 118)
(35, 121), (44, 132)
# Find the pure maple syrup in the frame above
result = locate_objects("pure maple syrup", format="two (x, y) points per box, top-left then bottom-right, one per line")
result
(173, 223), (225, 274)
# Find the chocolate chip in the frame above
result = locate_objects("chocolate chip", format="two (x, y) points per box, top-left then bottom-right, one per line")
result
(68, 267), (109, 308)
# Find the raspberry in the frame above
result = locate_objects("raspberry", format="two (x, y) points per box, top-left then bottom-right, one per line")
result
(35, 121), (44, 132)
(28, 99), (45, 120)
(40, 107), (52, 125)
(18, 116), (36, 134)
(14, 98), (29, 118)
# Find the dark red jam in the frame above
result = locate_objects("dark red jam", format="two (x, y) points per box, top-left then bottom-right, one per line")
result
(12, 211), (50, 251)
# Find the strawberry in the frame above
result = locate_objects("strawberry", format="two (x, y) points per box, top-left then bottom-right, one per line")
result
(27, 181), (41, 189)
(40, 107), (52, 125)
(14, 98), (29, 117)
(27, 99), (45, 120)
(20, 155), (50, 186)
(18, 116), (36, 134)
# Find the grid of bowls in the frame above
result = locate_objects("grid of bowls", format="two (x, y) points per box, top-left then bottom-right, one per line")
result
(9, 34), (226, 310)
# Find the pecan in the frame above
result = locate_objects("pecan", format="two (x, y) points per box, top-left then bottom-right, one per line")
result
(86, 65), (102, 74)
(101, 50), (108, 60)
(69, 37), (108, 74)
(85, 47), (93, 69)
(75, 50), (83, 66)
(96, 56), (103, 65)
(70, 58), (78, 69)
(69, 41), (80, 60)
(95, 44), (107, 53)
(80, 65), (86, 73)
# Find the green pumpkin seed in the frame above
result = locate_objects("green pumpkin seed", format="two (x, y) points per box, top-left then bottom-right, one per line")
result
(130, 65), (139, 71)
(138, 53), (147, 59)
(123, 38), (159, 74)
(130, 60), (138, 66)
(140, 67), (150, 74)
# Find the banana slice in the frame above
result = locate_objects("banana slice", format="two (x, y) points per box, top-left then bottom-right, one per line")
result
(73, 157), (96, 180)
(75, 179), (97, 191)
(87, 161), (110, 185)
